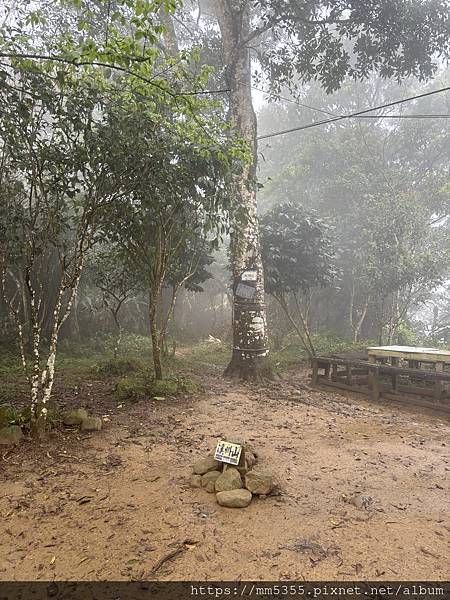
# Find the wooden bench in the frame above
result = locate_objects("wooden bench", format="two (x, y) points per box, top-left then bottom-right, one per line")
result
(312, 355), (450, 413)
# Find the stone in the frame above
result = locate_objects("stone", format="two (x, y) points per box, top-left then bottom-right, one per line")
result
(216, 489), (252, 508)
(204, 481), (216, 493)
(192, 457), (219, 475)
(201, 470), (221, 493)
(0, 425), (23, 445)
(63, 408), (88, 426)
(80, 416), (102, 431)
(349, 493), (373, 509)
(246, 452), (257, 468)
(245, 470), (275, 495)
(189, 474), (202, 489)
(236, 465), (248, 478)
(215, 467), (243, 493)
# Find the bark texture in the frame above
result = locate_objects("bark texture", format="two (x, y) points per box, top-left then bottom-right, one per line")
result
(217, 1), (272, 379)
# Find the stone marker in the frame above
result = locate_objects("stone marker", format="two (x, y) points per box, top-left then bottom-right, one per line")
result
(189, 474), (202, 489)
(63, 408), (88, 426)
(192, 456), (220, 475)
(80, 416), (103, 431)
(216, 489), (252, 508)
(0, 425), (23, 445)
(215, 467), (242, 492)
(201, 470), (221, 492)
(245, 470), (275, 495)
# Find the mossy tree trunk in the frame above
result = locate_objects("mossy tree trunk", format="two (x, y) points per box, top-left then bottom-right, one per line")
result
(216, 1), (272, 380)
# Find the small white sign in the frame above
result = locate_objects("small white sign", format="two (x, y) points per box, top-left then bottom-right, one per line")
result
(236, 283), (256, 299)
(214, 440), (242, 466)
(241, 270), (257, 282)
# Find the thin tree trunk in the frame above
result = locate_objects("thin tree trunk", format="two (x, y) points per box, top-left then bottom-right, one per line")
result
(111, 298), (125, 360)
(275, 295), (314, 360)
(353, 298), (369, 343)
(149, 293), (163, 380)
(349, 280), (355, 337)
(293, 293), (316, 356)
(216, 1), (272, 380)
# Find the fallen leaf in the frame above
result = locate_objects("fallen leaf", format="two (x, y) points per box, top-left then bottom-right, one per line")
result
(185, 543), (197, 551)
(50, 556), (56, 565)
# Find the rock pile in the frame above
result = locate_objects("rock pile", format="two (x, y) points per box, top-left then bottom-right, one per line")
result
(63, 408), (102, 431)
(189, 444), (277, 508)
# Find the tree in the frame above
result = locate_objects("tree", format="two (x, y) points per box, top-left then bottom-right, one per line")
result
(89, 246), (141, 359)
(160, 0), (449, 378)
(261, 202), (336, 357)
(0, 0), (249, 419)
(100, 101), (246, 379)
(361, 193), (448, 343)
(258, 75), (450, 341)
(2, 0), (449, 377)
(0, 65), (123, 427)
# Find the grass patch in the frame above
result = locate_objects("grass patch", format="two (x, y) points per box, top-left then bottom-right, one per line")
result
(176, 340), (231, 368)
(115, 372), (200, 402)
(271, 332), (379, 370)
(150, 378), (178, 397)
(93, 357), (146, 377)
(0, 404), (59, 428)
(0, 350), (23, 377)
(115, 375), (151, 402)
(0, 381), (29, 405)
(0, 405), (25, 428)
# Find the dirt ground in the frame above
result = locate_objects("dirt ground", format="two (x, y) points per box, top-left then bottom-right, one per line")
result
(1, 362), (449, 581)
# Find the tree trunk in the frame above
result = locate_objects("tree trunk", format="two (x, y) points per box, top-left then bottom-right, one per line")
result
(149, 294), (163, 380)
(353, 298), (369, 343)
(217, 1), (272, 380)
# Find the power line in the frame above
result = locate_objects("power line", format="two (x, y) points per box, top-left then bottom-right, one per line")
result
(251, 82), (450, 121)
(257, 86), (450, 140)
(357, 114), (450, 119)
(251, 84), (337, 117)
(252, 84), (450, 120)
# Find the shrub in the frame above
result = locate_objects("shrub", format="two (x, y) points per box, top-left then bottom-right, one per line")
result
(0, 404), (57, 428)
(115, 373), (200, 401)
(115, 376), (151, 401)
(175, 374), (200, 394)
(149, 379), (178, 397)
(94, 357), (145, 377)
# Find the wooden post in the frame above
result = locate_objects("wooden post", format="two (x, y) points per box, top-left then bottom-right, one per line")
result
(346, 364), (353, 386)
(434, 361), (444, 400)
(368, 354), (376, 390)
(331, 363), (338, 382)
(391, 357), (399, 393)
(408, 359), (419, 385)
(324, 362), (331, 381)
(370, 365), (380, 401)
(312, 358), (318, 384)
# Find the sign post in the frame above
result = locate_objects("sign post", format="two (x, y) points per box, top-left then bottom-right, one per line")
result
(214, 440), (242, 466)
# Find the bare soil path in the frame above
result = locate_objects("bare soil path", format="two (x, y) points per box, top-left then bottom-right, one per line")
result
(1, 365), (449, 581)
